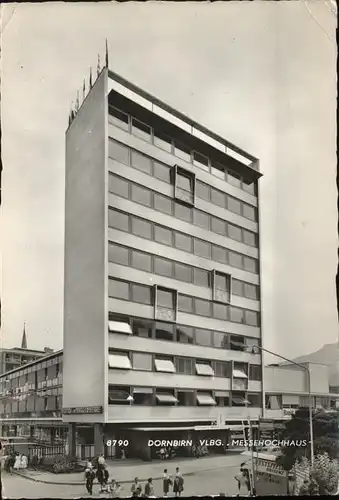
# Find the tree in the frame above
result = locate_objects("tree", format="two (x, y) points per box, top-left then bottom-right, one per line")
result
(310, 453), (338, 495)
(277, 408), (339, 471)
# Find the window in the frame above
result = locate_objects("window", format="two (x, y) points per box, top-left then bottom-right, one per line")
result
(213, 361), (231, 378)
(243, 204), (256, 221)
(193, 268), (209, 287)
(214, 332), (229, 349)
(195, 181), (210, 201)
(229, 251), (243, 269)
(243, 181), (256, 196)
(174, 263), (192, 282)
(195, 299), (211, 317)
(155, 322), (174, 341)
(174, 203), (192, 222)
(131, 184), (152, 207)
(228, 224), (242, 242)
(196, 363), (214, 376)
(211, 188), (226, 208)
(154, 257), (173, 277)
(245, 310), (259, 327)
(108, 244), (129, 266)
(130, 151), (152, 174)
(211, 217), (226, 236)
(154, 131), (172, 153)
(156, 391), (178, 405)
(108, 386), (132, 405)
(131, 250), (152, 272)
(131, 284), (152, 305)
(227, 171), (241, 188)
(211, 160), (225, 179)
(194, 239), (211, 259)
(154, 161), (171, 183)
(109, 175), (129, 198)
(176, 357), (195, 375)
(131, 217), (152, 239)
(174, 232), (192, 252)
(233, 364), (248, 379)
(232, 392), (248, 407)
(214, 271), (230, 303)
(265, 395), (282, 410)
(108, 210), (129, 232)
(154, 225), (173, 246)
(178, 294), (194, 313)
(232, 279), (243, 296)
(249, 365), (262, 381)
(177, 171), (192, 192)
(133, 387), (154, 405)
(213, 303), (228, 320)
(174, 142), (191, 163)
(108, 353), (132, 370)
(193, 151), (209, 171)
(177, 390), (196, 406)
(176, 325), (194, 344)
(132, 318), (153, 338)
(227, 196), (242, 215)
(195, 328), (212, 347)
(109, 140), (129, 165)
(154, 358), (176, 373)
(244, 257), (257, 273)
(157, 288), (175, 309)
(215, 391), (230, 407)
(230, 335), (245, 351)
(243, 230), (256, 247)
(108, 279), (129, 300)
(196, 392), (216, 405)
(212, 245), (227, 263)
(230, 307), (244, 324)
(131, 118), (151, 142)
(154, 194), (172, 215)
(109, 106), (129, 131)
(108, 318), (132, 335)
(194, 210), (209, 230)
(244, 283), (258, 300)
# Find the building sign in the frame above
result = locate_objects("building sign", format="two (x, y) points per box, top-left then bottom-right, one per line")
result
(244, 457), (288, 496)
(283, 408), (296, 416)
(255, 458), (286, 477)
(62, 406), (103, 415)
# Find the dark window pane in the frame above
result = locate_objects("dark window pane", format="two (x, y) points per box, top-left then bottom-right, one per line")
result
(211, 188), (226, 208)
(153, 161), (171, 183)
(176, 358), (195, 375)
(154, 257), (173, 277)
(131, 250), (152, 272)
(157, 289), (174, 308)
(232, 279), (243, 296)
(230, 307), (243, 323)
(154, 131), (172, 153)
(131, 151), (152, 174)
(194, 210), (209, 230)
(131, 118), (151, 142)
(177, 172), (192, 192)
(109, 140), (129, 165)
(154, 194), (172, 215)
(132, 284), (152, 304)
(195, 299), (211, 316)
(195, 329), (212, 346)
(193, 151), (209, 171)
(178, 295), (194, 313)
(193, 268), (209, 287)
(109, 175), (129, 198)
(175, 263), (192, 282)
(243, 204), (256, 221)
(108, 244), (129, 265)
(244, 257), (257, 273)
(154, 226), (173, 246)
(211, 217), (226, 235)
(131, 217), (152, 239)
(228, 224), (242, 241)
(212, 245), (227, 263)
(227, 196), (242, 215)
(195, 181), (210, 201)
(174, 203), (192, 222)
(155, 322), (174, 341)
(211, 161), (225, 179)
(227, 171), (241, 188)
(194, 239), (211, 259)
(109, 106), (129, 130)
(174, 142), (191, 162)
(214, 332), (229, 349)
(244, 283), (258, 300)
(132, 318), (153, 338)
(245, 310), (259, 326)
(213, 303), (228, 320)
(229, 251), (242, 269)
(108, 210), (129, 232)
(215, 273), (227, 290)
(176, 326), (194, 344)
(108, 279), (129, 300)
(131, 184), (152, 207)
(242, 182), (256, 196)
(243, 230), (256, 247)
(175, 232), (192, 252)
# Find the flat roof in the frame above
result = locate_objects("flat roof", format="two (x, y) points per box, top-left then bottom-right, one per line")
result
(0, 349), (63, 378)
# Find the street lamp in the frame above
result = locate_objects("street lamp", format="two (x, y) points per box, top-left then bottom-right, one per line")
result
(231, 340), (314, 466)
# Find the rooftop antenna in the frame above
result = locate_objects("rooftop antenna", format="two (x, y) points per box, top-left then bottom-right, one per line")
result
(21, 323), (27, 349)
(105, 38), (109, 68)
(82, 78), (86, 101)
(97, 54), (101, 77)
(75, 91), (79, 112)
(89, 67), (93, 89)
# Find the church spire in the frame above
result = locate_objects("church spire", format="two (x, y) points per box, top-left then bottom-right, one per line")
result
(105, 38), (109, 68)
(21, 323), (27, 349)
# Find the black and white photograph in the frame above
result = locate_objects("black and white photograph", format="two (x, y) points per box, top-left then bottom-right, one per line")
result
(0, 1), (337, 497)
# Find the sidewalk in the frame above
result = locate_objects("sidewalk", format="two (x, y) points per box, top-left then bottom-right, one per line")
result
(13, 454), (245, 486)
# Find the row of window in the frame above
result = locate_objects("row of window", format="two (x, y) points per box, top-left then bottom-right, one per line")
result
(109, 172), (257, 248)
(108, 349), (262, 381)
(265, 395), (338, 411)
(109, 209), (258, 274)
(108, 278), (260, 327)
(108, 106), (257, 195)
(0, 355), (62, 382)
(0, 394), (63, 414)
(109, 242), (259, 301)
(109, 314), (260, 352)
(109, 140), (257, 223)
(108, 384), (262, 408)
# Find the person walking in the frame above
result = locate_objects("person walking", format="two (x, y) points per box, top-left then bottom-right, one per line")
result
(144, 477), (154, 498)
(131, 477), (142, 497)
(96, 463), (105, 493)
(173, 467), (184, 497)
(85, 462), (96, 496)
(163, 468), (172, 497)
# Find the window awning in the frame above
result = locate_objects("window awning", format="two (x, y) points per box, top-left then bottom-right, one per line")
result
(133, 387), (153, 394)
(108, 353), (132, 370)
(197, 393), (217, 406)
(156, 394), (178, 403)
(108, 321), (132, 335)
(196, 364), (214, 376)
(109, 391), (131, 401)
(154, 359), (176, 373)
(233, 369), (248, 379)
(232, 397), (247, 405)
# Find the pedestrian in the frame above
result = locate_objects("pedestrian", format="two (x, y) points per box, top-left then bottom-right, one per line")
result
(98, 453), (106, 468)
(109, 479), (124, 498)
(131, 476), (142, 497)
(144, 477), (154, 497)
(173, 467), (184, 497)
(235, 468), (250, 497)
(96, 463), (105, 493)
(85, 462), (96, 495)
(13, 453), (21, 470)
(20, 453), (28, 470)
(163, 468), (172, 497)
(299, 479), (310, 496)
(103, 465), (110, 492)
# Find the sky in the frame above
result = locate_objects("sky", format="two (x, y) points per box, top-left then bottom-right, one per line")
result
(0, 1), (337, 362)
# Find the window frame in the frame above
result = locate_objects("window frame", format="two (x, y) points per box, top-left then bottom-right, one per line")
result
(212, 270), (231, 304)
(173, 165), (195, 207)
(154, 285), (177, 323)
